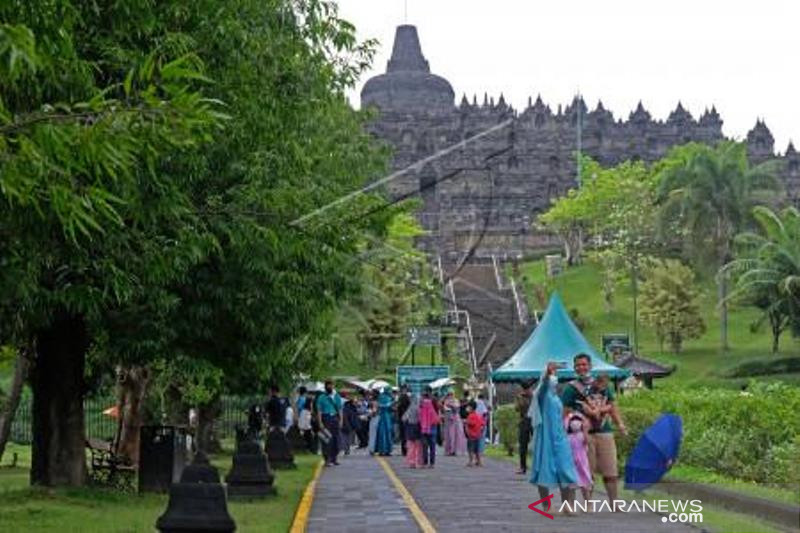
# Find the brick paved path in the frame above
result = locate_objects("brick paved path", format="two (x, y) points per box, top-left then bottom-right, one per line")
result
(308, 446), (704, 533)
(307, 449), (418, 533)
(386, 452), (704, 533)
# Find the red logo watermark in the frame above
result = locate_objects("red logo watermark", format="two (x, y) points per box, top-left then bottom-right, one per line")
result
(528, 493), (555, 520)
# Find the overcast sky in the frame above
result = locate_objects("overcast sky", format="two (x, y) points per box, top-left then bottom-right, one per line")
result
(337, 0), (799, 152)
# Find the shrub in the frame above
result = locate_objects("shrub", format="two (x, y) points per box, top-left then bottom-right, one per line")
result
(618, 381), (800, 484)
(639, 259), (706, 353)
(723, 357), (800, 378)
(617, 406), (660, 470)
(495, 404), (519, 456)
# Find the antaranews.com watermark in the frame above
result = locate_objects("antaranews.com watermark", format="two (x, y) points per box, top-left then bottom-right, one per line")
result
(529, 494), (703, 524)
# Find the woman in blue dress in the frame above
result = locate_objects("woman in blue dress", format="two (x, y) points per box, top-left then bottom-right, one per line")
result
(375, 387), (394, 456)
(529, 363), (577, 511)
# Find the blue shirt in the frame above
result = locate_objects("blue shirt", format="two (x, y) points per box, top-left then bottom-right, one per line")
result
(315, 392), (342, 416)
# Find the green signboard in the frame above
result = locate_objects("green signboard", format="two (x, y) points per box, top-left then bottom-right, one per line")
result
(601, 333), (630, 356)
(396, 365), (449, 395)
(407, 326), (441, 347)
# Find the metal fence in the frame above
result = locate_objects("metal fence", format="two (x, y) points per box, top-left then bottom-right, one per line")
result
(10, 395), (265, 444)
(11, 396), (118, 444)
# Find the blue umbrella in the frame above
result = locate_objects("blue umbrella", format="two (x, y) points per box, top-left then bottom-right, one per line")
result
(625, 413), (683, 490)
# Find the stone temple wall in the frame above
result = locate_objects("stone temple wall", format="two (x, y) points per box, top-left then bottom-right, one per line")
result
(360, 24), (800, 367)
(362, 25), (800, 264)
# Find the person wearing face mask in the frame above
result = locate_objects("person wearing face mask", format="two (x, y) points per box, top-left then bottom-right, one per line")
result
(528, 362), (577, 514)
(564, 412), (592, 502)
(561, 353), (626, 506)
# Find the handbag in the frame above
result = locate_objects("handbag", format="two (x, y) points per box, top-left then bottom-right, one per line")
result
(318, 427), (332, 445)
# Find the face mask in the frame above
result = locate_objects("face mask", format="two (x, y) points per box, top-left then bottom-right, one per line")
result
(548, 375), (558, 387)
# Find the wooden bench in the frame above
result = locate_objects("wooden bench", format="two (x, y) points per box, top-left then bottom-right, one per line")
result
(85, 438), (136, 490)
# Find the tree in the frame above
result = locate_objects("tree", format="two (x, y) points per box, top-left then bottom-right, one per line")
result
(349, 212), (434, 368)
(656, 141), (781, 351)
(0, 0), (388, 484)
(0, 5), (221, 485)
(541, 157), (661, 351)
(725, 206), (800, 353)
(640, 259), (706, 354)
(591, 249), (624, 314)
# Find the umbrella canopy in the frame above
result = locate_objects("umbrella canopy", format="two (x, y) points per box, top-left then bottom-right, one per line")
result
(300, 381), (325, 392)
(368, 379), (392, 391)
(625, 413), (683, 490)
(428, 377), (455, 390)
(492, 293), (629, 382)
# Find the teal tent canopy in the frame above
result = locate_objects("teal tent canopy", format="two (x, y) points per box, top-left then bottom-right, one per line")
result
(491, 293), (629, 382)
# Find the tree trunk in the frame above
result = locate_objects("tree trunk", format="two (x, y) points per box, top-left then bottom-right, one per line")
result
(367, 338), (382, 369)
(0, 345), (32, 463)
(769, 311), (782, 354)
(31, 312), (88, 486)
(718, 273), (729, 351)
(196, 397), (222, 454)
(631, 261), (640, 355)
(115, 366), (151, 465)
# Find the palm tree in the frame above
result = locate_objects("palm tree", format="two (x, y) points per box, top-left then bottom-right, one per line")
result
(725, 206), (800, 353)
(657, 141), (781, 350)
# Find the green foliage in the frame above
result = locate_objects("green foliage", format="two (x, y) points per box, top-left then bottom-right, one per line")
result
(656, 142), (781, 271)
(723, 356), (800, 378)
(0, 0), (393, 402)
(150, 357), (224, 407)
(344, 211), (438, 368)
(494, 404), (518, 456)
(619, 381), (800, 483)
(615, 406), (659, 469)
(726, 206), (800, 353)
(640, 259), (706, 353)
(539, 157), (660, 266)
(153, 0), (391, 392)
(518, 257), (789, 388)
(588, 249), (625, 313)
(0, 2), (223, 352)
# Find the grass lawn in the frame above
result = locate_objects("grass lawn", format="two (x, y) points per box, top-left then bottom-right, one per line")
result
(483, 445), (787, 533)
(0, 441), (319, 533)
(517, 258), (800, 389)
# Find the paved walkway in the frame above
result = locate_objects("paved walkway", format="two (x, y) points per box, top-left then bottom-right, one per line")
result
(308, 446), (704, 533)
(306, 449), (417, 533)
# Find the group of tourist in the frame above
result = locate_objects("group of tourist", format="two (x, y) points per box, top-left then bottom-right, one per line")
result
(520, 353), (627, 509)
(277, 379), (491, 468)
(264, 353), (625, 509)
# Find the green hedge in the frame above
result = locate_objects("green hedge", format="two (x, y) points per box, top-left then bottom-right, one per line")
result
(722, 356), (800, 378)
(618, 381), (800, 484)
(495, 404), (518, 456)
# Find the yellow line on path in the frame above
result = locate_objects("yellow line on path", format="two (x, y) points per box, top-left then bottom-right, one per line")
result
(289, 459), (324, 533)
(376, 457), (437, 533)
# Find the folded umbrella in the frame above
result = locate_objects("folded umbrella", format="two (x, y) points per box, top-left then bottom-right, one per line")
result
(624, 413), (682, 490)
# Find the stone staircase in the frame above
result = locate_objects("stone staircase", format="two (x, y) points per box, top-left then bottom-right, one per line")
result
(443, 260), (533, 375)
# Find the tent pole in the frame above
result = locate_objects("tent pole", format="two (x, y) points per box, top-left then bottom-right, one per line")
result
(487, 362), (494, 446)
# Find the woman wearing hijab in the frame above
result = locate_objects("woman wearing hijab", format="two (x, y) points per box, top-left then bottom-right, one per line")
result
(443, 391), (467, 456)
(419, 388), (441, 468)
(402, 394), (422, 467)
(367, 391), (379, 454)
(529, 362), (577, 513)
(375, 387), (394, 456)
